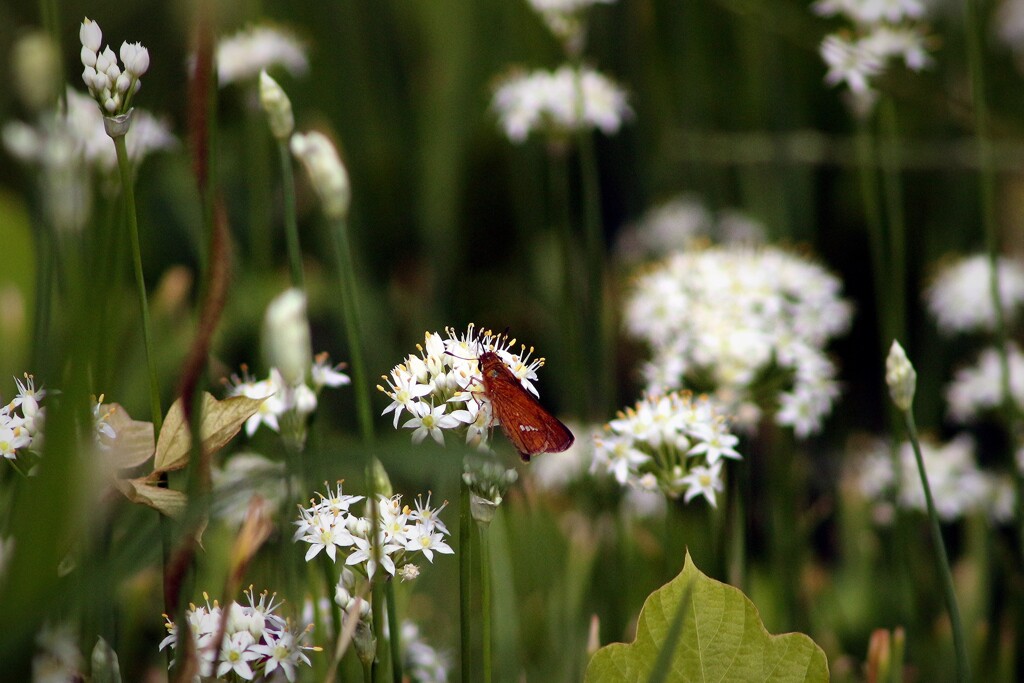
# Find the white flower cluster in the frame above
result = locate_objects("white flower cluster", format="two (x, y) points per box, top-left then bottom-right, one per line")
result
(379, 325), (545, 451)
(624, 246), (852, 438)
(79, 18), (149, 115)
(852, 435), (1013, 523)
(814, 0), (932, 114)
(33, 623), (83, 683)
(925, 254), (1024, 335)
(216, 25), (309, 86)
(294, 483), (453, 580)
(159, 588), (316, 682)
(593, 392), (742, 507)
(400, 620), (451, 683)
(492, 65), (631, 143)
(945, 344), (1024, 423)
(223, 353), (350, 438)
(1, 375), (116, 466)
(290, 131), (351, 220)
(527, 0), (616, 48)
(614, 196), (766, 264)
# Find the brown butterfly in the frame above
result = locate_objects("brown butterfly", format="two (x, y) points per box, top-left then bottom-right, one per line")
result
(478, 350), (574, 462)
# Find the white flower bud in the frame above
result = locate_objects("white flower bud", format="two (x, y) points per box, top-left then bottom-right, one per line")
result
(290, 131), (351, 220)
(259, 71), (294, 140)
(80, 45), (96, 69)
(80, 18), (102, 53)
(886, 340), (917, 412)
(116, 72), (131, 94)
(263, 288), (312, 386)
(95, 46), (113, 74)
(81, 66), (98, 93)
(120, 41), (149, 77)
(104, 96), (118, 113)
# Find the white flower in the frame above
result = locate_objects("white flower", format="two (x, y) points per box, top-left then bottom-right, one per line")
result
(290, 131), (351, 219)
(926, 254), (1024, 334)
(625, 245), (851, 437)
(216, 25), (308, 86)
(820, 34), (883, 94)
(945, 344), (1024, 422)
(594, 392), (742, 503)
(813, 0), (929, 24)
(400, 620), (451, 683)
(492, 65), (631, 142)
(676, 460), (725, 508)
(381, 325), (559, 453)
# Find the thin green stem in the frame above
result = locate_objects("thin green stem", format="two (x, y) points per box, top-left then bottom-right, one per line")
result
(459, 476), (472, 683)
(371, 579), (384, 683)
(330, 216), (374, 444)
(548, 147), (587, 417)
(385, 580), (402, 683)
(900, 409), (970, 682)
(478, 522), (493, 683)
(113, 133), (162, 434)
(277, 140), (304, 289)
(879, 98), (907, 347)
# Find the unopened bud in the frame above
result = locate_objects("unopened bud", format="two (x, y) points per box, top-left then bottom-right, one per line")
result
(352, 615), (377, 668)
(259, 71), (294, 140)
(80, 18), (102, 53)
(290, 130), (350, 219)
(263, 288), (312, 386)
(368, 457), (393, 499)
(885, 340), (916, 412)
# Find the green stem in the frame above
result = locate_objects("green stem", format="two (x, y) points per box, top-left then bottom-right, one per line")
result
(478, 522), (493, 683)
(385, 580), (402, 683)
(573, 66), (609, 418)
(30, 213), (52, 372)
(548, 147), (587, 417)
(900, 409), (970, 682)
(460, 476), (472, 683)
(371, 579), (384, 682)
(879, 98), (907, 347)
(277, 139), (304, 289)
(964, 0), (1024, 569)
(330, 216), (374, 444)
(112, 134), (162, 435)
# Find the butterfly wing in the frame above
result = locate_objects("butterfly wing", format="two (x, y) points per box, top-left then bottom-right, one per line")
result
(480, 352), (574, 462)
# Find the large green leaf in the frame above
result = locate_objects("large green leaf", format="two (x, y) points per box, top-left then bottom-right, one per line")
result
(586, 552), (829, 683)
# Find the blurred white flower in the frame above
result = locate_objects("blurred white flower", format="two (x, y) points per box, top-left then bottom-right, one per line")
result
(263, 288), (312, 387)
(492, 65), (631, 142)
(216, 25), (308, 86)
(820, 34), (884, 94)
(813, 0), (929, 25)
(945, 344), (1024, 422)
(33, 623), (83, 683)
(926, 254), (1024, 334)
(624, 245), (852, 437)
(852, 435), (1000, 522)
(259, 70), (294, 139)
(400, 620), (451, 683)
(529, 421), (596, 491)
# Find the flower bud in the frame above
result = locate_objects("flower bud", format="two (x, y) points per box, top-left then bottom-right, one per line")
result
(353, 618), (377, 669)
(116, 73), (131, 94)
(263, 288), (312, 386)
(80, 18), (102, 53)
(290, 131), (350, 219)
(885, 340), (916, 412)
(120, 41), (149, 77)
(259, 70), (294, 140)
(368, 457), (393, 499)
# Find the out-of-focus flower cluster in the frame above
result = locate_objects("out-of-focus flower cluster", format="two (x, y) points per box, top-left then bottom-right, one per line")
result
(379, 324), (549, 452)
(400, 620), (451, 683)
(32, 623), (84, 683)
(614, 195), (765, 265)
(216, 24), (309, 86)
(814, 0), (933, 115)
(1, 375), (116, 467)
(593, 391), (742, 507)
(944, 344), (1024, 422)
(624, 246), (853, 438)
(294, 483), (453, 580)
(492, 65), (631, 143)
(159, 587), (316, 682)
(79, 18), (149, 116)
(223, 353), (349, 438)
(527, 0), (616, 52)
(925, 254), (1024, 335)
(850, 435), (1014, 524)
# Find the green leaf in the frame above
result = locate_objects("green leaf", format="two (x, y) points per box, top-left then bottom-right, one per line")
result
(585, 551), (829, 683)
(153, 392), (263, 473)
